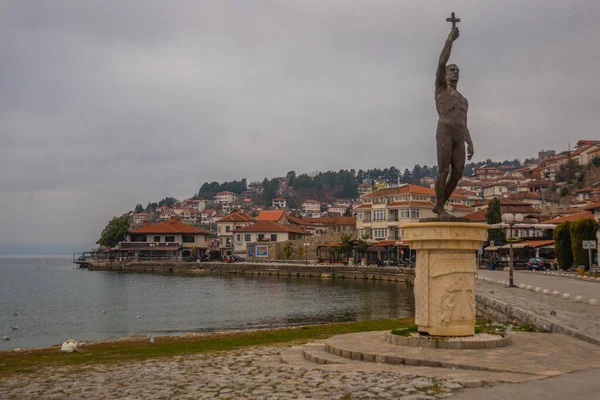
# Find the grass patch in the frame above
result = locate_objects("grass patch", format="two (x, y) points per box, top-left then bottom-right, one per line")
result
(0, 318), (413, 376)
(390, 324), (419, 336)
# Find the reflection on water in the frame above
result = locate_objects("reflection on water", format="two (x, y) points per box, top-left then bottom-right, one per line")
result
(0, 257), (413, 349)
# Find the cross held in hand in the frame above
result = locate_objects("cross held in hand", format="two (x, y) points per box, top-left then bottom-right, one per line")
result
(446, 11), (460, 28)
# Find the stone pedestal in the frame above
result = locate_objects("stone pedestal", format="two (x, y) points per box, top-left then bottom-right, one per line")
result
(403, 222), (489, 336)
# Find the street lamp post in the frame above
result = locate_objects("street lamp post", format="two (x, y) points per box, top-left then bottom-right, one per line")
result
(304, 242), (310, 265)
(501, 213), (524, 287)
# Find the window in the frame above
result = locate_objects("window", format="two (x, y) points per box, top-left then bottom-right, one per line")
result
(400, 209), (420, 218)
(270, 234), (278, 242)
(226, 226), (230, 233)
(357, 212), (363, 221)
(245, 234), (251, 242)
(182, 235), (194, 243)
(373, 228), (387, 240)
(258, 234), (265, 241)
(373, 210), (386, 221)
(217, 226), (221, 233)
(153, 236), (160, 242)
(357, 230), (364, 238)
(165, 236), (175, 242)
(236, 234), (241, 243)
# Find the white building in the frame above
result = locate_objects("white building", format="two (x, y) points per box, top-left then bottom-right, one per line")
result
(272, 198), (287, 209)
(215, 191), (236, 204)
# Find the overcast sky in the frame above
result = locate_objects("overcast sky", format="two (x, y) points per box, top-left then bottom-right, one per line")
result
(0, 0), (596, 253)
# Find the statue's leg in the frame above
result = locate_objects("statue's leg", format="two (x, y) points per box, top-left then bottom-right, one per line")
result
(434, 133), (452, 214)
(444, 136), (466, 203)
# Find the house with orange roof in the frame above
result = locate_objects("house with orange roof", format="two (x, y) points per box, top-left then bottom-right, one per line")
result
(481, 181), (513, 199)
(233, 221), (310, 257)
(301, 200), (321, 217)
(356, 184), (472, 241)
(288, 215), (356, 236)
(571, 142), (600, 165)
(545, 211), (594, 224)
(132, 213), (149, 226)
(583, 202), (600, 223)
(216, 210), (254, 255)
(111, 217), (210, 260)
(473, 166), (504, 180)
(256, 210), (288, 224)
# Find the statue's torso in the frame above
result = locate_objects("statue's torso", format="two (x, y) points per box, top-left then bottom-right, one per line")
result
(435, 86), (468, 130)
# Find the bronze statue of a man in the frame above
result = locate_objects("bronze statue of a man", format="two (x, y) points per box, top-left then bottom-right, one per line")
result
(433, 14), (474, 217)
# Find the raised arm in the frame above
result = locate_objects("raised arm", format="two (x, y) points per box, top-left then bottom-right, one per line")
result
(436, 27), (459, 88)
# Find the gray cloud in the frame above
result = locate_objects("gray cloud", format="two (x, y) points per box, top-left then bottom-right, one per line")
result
(0, 0), (598, 251)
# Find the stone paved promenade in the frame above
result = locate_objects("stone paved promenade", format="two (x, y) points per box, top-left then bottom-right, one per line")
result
(0, 346), (471, 399)
(478, 270), (600, 300)
(476, 271), (600, 344)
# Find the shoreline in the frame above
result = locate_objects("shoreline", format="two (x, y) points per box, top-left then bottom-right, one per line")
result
(3, 319), (403, 354)
(0, 318), (413, 376)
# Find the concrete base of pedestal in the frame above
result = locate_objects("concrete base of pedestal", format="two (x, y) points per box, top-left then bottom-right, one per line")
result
(403, 222), (489, 337)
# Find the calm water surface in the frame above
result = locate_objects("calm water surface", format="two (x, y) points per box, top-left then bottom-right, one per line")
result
(0, 256), (413, 350)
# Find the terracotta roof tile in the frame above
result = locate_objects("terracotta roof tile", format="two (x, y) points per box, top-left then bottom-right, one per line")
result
(233, 221), (309, 234)
(464, 209), (487, 222)
(362, 184), (435, 198)
(216, 212), (253, 223)
(130, 219), (208, 234)
(256, 210), (286, 222)
(545, 211), (594, 224)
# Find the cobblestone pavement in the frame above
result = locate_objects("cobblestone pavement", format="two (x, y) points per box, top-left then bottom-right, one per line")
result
(476, 280), (600, 343)
(0, 346), (475, 399)
(477, 270), (600, 300)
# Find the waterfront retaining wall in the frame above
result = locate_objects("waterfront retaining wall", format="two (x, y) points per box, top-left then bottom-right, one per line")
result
(88, 261), (415, 283)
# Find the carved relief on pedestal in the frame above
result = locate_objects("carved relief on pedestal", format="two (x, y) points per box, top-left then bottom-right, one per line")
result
(438, 275), (475, 326)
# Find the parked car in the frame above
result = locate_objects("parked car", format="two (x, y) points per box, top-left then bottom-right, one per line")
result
(527, 257), (547, 271)
(232, 255), (246, 262)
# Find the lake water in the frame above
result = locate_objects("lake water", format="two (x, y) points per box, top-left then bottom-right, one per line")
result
(0, 256), (413, 350)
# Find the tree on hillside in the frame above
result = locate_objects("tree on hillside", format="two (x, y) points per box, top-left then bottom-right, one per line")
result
(286, 170), (296, 186)
(158, 197), (178, 207)
(146, 202), (158, 213)
(134, 204), (144, 213)
(555, 158), (584, 183)
(292, 173), (314, 191)
(554, 222), (573, 270)
(570, 218), (598, 269)
(96, 215), (131, 248)
(262, 177), (279, 203)
(401, 169), (412, 184)
(486, 198), (506, 244)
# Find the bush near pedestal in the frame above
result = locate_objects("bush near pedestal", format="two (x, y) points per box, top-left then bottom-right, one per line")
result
(570, 218), (598, 269)
(554, 222), (573, 270)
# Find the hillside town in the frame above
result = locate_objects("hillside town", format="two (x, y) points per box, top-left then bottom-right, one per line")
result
(98, 140), (600, 267)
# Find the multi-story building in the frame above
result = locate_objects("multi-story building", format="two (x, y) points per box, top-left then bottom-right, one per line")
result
(327, 205), (347, 216)
(182, 207), (199, 225)
(216, 211), (253, 255)
(272, 198), (287, 209)
(215, 191), (237, 204)
(354, 184), (473, 241)
(473, 166), (504, 180)
(115, 217), (210, 260)
(358, 183), (373, 196)
(132, 213), (149, 226)
(233, 221), (310, 255)
(301, 200), (321, 215)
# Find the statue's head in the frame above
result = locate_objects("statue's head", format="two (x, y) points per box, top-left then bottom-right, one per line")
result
(446, 64), (459, 84)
